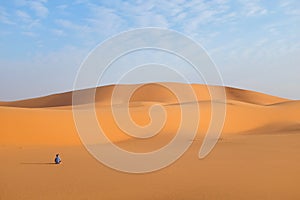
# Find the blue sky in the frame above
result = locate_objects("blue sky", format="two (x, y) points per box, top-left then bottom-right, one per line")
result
(0, 0), (300, 100)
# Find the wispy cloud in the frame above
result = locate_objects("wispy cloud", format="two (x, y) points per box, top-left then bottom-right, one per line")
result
(15, 9), (40, 30)
(14, 0), (49, 18)
(51, 29), (65, 36)
(55, 18), (91, 36)
(28, 0), (49, 18)
(85, 4), (126, 35)
(16, 10), (32, 22)
(56, 4), (68, 14)
(0, 6), (14, 24)
(1, 0), (300, 99)
(239, 0), (267, 16)
(279, 0), (300, 16)
(21, 31), (37, 37)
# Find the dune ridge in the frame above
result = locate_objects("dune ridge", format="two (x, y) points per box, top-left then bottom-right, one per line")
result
(0, 83), (299, 146)
(0, 83), (287, 108)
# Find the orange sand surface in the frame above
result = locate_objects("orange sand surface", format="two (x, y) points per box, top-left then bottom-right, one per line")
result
(0, 83), (300, 199)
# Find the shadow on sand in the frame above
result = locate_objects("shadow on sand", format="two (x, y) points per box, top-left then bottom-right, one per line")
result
(20, 162), (57, 165)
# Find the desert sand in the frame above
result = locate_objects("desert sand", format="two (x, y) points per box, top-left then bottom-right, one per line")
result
(0, 83), (300, 199)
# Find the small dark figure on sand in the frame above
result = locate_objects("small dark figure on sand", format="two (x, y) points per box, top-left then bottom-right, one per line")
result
(55, 154), (61, 164)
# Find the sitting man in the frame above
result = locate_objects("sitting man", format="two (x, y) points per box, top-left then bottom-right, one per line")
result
(54, 154), (61, 164)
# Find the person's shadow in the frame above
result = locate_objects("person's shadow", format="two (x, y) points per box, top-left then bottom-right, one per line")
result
(20, 162), (57, 165)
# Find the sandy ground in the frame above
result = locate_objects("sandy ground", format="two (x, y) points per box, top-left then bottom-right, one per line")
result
(0, 83), (300, 199)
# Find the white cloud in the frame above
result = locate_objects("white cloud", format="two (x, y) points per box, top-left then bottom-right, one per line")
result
(0, 6), (14, 24)
(133, 12), (169, 27)
(56, 19), (87, 31)
(1, 0), (300, 99)
(239, 0), (268, 16)
(279, 0), (300, 16)
(51, 29), (65, 36)
(16, 10), (31, 22)
(21, 31), (37, 37)
(55, 18), (94, 45)
(14, 0), (49, 18)
(85, 4), (126, 34)
(56, 4), (68, 14)
(15, 9), (40, 30)
(50, 0), (237, 46)
(28, 0), (49, 18)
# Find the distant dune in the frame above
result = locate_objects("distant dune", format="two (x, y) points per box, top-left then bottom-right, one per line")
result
(0, 83), (298, 146)
(0, 83), (300, 199)
(0, 83), (287, 108)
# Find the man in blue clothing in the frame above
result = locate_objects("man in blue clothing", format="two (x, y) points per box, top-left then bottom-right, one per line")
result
(55, 154), (61, 164)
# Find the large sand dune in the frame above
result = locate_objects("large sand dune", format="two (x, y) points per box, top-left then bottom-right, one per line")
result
(0, 83), (300, 199)
(0, 83), (287, 108)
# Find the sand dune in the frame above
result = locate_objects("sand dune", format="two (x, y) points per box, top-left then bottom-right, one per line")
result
(0, 83), (297, 145)
(0, 83), (300, 199)
(0, 83), (287, 108)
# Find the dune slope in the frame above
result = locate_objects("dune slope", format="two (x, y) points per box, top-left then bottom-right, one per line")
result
(0, 83), (300, 200)
(0, 83), (287, 108)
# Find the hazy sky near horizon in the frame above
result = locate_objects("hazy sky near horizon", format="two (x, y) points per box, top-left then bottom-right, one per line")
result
(0, 0), (300, 100)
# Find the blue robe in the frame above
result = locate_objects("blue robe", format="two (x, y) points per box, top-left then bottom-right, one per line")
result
(55, 156), (61, 164)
